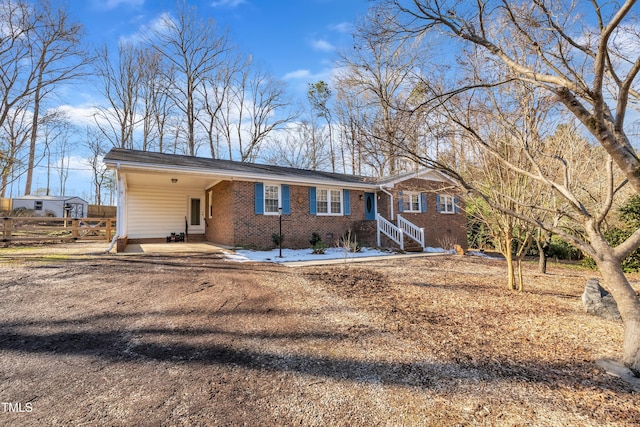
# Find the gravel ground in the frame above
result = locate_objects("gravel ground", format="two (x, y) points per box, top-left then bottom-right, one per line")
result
(0, 246), (638, 425)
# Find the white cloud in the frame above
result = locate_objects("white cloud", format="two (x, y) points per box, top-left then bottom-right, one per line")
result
(311, 39), (335, 52)
(55, 104), (103, 128)
(120, 12), (174, 45)
(211, 0), (246, 7)
(95, 0), (145, 10)
(283, 69), (312, 80)
(329, 22), (353, 34)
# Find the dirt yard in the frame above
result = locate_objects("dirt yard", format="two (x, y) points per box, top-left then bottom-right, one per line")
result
(0, 245), (638, 426)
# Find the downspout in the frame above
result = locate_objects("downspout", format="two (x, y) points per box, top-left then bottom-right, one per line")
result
(104, 162), (121, 254)
(104, 232), (119, 254)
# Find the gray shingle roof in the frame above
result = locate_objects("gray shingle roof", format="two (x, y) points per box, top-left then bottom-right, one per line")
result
(104, 148), (378, 186)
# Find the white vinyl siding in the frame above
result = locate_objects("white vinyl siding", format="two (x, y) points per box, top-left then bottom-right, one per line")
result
(126, 185), (204, 238)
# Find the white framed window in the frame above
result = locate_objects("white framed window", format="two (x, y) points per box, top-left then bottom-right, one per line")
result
(439, 195), (456, 214)
(317, 188), (342, 215)
(264, 184), (280, 214)
(402, 192), (421, 212)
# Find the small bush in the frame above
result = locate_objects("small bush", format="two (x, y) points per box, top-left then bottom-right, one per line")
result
(271, 233), (284, 247)
(437, 233), (457, 251)
(582, 195), (640, 272)
(583, 228), (640, 272)
(309, 232), (326, 254)
(311, 242), (327, 254)
(339, 229), (360, 253)
(309, 232), (322, 246)
(11, 207), (32, 217)
(548, 236), (582, 261)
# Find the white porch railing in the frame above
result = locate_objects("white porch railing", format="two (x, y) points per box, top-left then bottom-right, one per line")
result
(377, 213), (404, 249)
(398, 215), (425, 248)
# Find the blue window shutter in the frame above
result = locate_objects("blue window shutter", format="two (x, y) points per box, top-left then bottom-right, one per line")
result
(281, 185), (290, 214)
(397, 191), (404, 213)
(343, 189), (351, 215)
(454, 196), (460, 214)
(436, 194), (441, 213)
(420, 192), (427, 213)
(309, 187), (317, 215)
(254, 182), (264, 214)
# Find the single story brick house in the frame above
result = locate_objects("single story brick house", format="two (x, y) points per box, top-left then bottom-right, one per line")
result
(103, 148), (467, 252)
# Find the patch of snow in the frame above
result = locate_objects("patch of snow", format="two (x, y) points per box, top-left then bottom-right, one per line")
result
(224, 246), (452, 264)
(468, 251), (503, 260)
(424, 247), (455, 254)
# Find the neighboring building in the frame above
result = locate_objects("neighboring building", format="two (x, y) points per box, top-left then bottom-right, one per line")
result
(103, 148), (467, 253)
(12, 195), (88, 218)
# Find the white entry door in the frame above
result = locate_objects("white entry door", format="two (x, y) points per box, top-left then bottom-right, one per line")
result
(188, 197), (205, 234)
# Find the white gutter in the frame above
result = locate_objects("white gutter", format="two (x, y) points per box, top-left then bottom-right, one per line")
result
(103, 160), (378, 191)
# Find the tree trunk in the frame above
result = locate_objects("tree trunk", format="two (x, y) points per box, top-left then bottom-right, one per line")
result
(516, 259), (524, 291)
(596, 256), (640, 376)
(24, 82), (43, 196)
(536, 234), (550, 274)
(502, 241), (516, 290)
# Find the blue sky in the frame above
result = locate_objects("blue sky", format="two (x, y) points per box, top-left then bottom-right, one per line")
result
(15, 0), (372, 199)
(75, 0), (370, 95)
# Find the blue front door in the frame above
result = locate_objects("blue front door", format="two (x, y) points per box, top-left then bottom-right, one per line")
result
(364, 192), (376, 220)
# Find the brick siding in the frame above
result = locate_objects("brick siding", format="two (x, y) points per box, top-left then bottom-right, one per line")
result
(202, 178), (467, 250)
(386, 178), (467, 250)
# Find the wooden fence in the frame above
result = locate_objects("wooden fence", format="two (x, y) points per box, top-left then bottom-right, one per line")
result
(88, 205), (116, 218)
(0, 198), (11, 212)
(1, 217), (116, 243)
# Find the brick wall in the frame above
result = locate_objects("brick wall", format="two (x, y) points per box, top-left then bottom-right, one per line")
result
(205, 181), (235, 245)
(389, 178), (467, 250)
(232, 182), (372, 249)
(202, 178), (467, 250)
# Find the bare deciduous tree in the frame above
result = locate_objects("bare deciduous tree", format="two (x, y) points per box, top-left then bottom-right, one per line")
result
(22, 0), (88, 195)
(147, 1), (231, 156)
(261, 120), (330, 170)
(374, 0), (640, 375)
(335, 21), (425, 176)
(94, 43), (142, 149)
(308, 81), (338, 172)
(216, 58), (294, 162)
(85, 128), (110, 206)
(0, 100), (31, 198)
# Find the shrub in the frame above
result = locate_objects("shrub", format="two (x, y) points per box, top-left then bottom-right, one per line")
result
(309, 232), (322, 246)
(583, 228), (640, 272)
(339, 229), (360, 253)
(271, 233), (284, 247)
(311, 242), (327, 254)
(583, 195), (640, 272)
(11, 207), (32, 217)
(548, 236), (582, 261)
(309, 232), (326, 254)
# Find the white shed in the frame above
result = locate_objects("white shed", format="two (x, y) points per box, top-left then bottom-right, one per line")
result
(12, 195), (89, 218)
